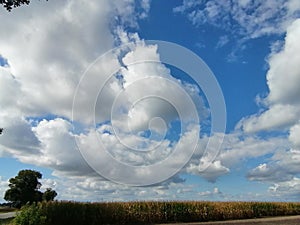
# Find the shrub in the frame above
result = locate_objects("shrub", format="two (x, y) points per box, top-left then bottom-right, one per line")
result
(13, 203), (46, 225)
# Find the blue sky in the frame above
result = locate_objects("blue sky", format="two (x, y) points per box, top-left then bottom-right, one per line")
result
(0, 0), (300, 202)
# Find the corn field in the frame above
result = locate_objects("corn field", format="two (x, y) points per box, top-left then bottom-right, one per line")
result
(13, 201), (300, 225)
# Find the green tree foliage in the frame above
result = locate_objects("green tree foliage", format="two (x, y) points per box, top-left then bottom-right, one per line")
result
(42, 188), (57, 202)
(0, 0), (48, 11)
(14, 203), (46, 225)
(4, 170), (56, 208)
(0, 0), (30, 11)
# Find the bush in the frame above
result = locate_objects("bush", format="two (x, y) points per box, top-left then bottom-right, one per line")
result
(13, 203), (46, 225)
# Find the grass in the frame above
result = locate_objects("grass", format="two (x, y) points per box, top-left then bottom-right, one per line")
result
(0, 218), (14, 225)
(10, 201), (300, 225)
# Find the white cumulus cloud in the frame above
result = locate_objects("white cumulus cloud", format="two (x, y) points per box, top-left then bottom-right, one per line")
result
(238, 19), (300, 133)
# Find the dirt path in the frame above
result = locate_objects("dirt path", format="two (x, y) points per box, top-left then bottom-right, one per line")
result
(0, 212), (16, 219)
(157, 215), (300, 225)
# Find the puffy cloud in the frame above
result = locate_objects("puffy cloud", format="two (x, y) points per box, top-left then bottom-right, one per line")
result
(268, 177), (300, 200)
(173, 0), (300, 200)
(0, 0), (113, 119)
(1, 0), (183, 188)
(198, 187), (223, 198)
(0, 0), (214, 196)
(75, 122), (200, 186)
(0, 64), (40, 156)
(0, 0), (151, 120)
(186, 132), (287, 182)
(0, 115), (40, 156)
(220, 136), (287, 167)
(1, 172), (184, 203)
(174, 0), (300, 39)
(0, 68), (21, 112)
(2, 0), (298, 201)
(187, 160), (229, 182)
(272, 149), (300, 176)
(1, 43), (206, 188)
(0, 0), (207, 188)
(266, 19), (300, 105)
(289, 122), (300, 148)
(0, 177), (8, 203)
(232, 19), (300, 198)
(247, 163), (292, 182)
(237, 104), (300, 133)
(110, 0), (151, 28)
(32, 118), (94, 176)
(0, 117), (95, 177)
(39, 174), (189, 202)
(249, 149), (300, 181)
(239, 19), (300, 133)
(67, 25), (206, 186)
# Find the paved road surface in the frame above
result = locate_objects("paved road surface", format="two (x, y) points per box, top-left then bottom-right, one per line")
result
(0, 212), (16, 219)
(157, 215), (300, 225)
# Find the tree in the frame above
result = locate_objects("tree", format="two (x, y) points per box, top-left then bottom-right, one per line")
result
(4, 170), (42, 207)
(0, 0), (48, 11)
(4, 169), (56, 207)
(0, 0), (30, 11)
(42, 188), (57, 202)
(0, 128), (3, 134)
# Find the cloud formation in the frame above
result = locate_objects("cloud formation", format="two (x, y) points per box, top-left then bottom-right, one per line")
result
(1, 0), (299, 201)
(238, 19), (300, 133)
(174, 0), (300, 39)
(0, 0), (207, 194)
(235, 19), (300, 196)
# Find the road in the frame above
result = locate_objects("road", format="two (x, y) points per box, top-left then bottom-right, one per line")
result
(0, 212), (16, 219)
(157, 215), (300, 225)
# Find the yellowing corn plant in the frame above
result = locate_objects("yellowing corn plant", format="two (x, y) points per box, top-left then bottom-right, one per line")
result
(12, 201), (300, 225)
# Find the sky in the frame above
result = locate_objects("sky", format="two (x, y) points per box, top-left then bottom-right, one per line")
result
(0, 0), (300, 202)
